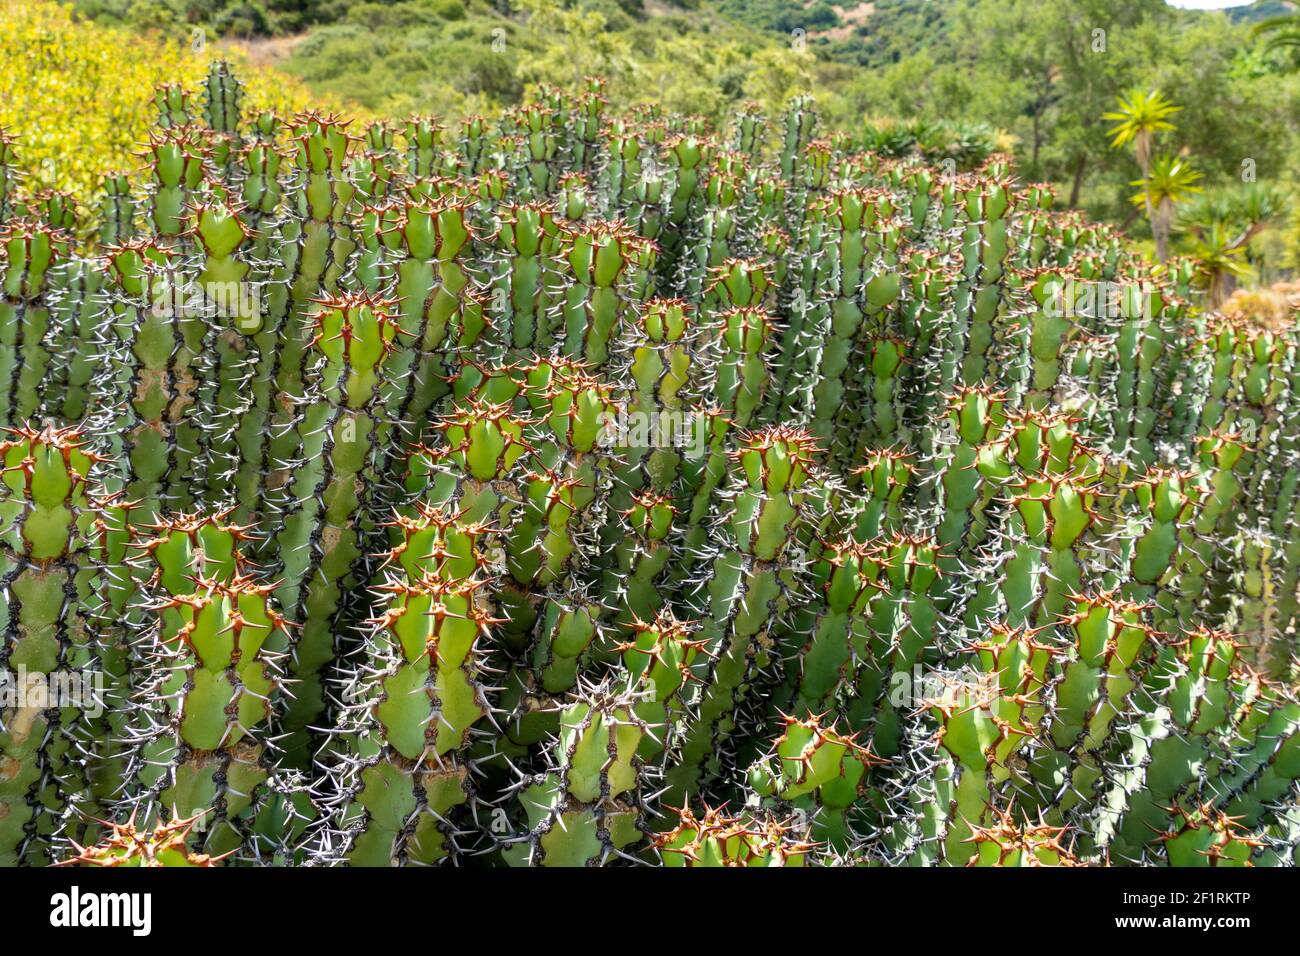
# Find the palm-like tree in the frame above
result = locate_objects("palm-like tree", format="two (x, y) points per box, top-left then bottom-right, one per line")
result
(1104, 89), (1182, 261)
(1254, 12), (1300, 59)
(1180, 183), (1288, 307)
(1130, 153), (1201, 262)
(1189, 223), (1251, 308)
(1103, 89), (1180, 174)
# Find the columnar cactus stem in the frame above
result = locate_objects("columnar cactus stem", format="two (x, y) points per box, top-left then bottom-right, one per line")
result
(152, 84), (192, 131)
(1108, 629), (1240, 860)
(272, 294), (400, 765)
(404, 117), (446, 180)
(733, 102), (765, 160)
(261, 114), (359, 537)
(420, 399), (531, 523)
(848, 449), (913, 541)
(97, 172), (136, 247)
(130, 573), (286, 856)
(667, 427), (822, 801)
(225, 135), (288, 525)
(1114, 467), (1200, 626)
(380, 199), (480, 466)
(202, 61), (242, 138)
(189, 199), (255, 503)
(678, 165), (740, 303)
(607, 492), (675, 633)
(142, 130), (207, 241)
(0, 222), (66, 429)
(618, 298), (696, 495)
(501, 367), (619, 614)
(1109, 279), (1168, 468)
(1031, 593), (1154, 830)
(45, 255), (104, 424)
(329, 569), (495, 866)
(747, 712), (881, 848)
(844, 535), (941, 755)
(490, 203), (563, 352)
(118, 512), (307, 860)
(509, 102), (562, 198)
(779, 95), (817, 192)
(615, 611), (705, 760)
(933, 387), (1006, 608)
(78, 495), (142, 837)
(559, 221), (651, 369)
(706, 307), (772, 433)
(928, 624), (1050, 866)
(504, 683), (648, 866)
(996, 468), (1105, 631)
(0, 426), (105, 865)
(1170, 431), (1246, 625)
(955, 179), (1014, 389)
(93, 240), (204, 520)
(601, 119), (643, 213)
(788, 540), (884, 718)
(658, 134), (711, 282)
(808, 190), (892, 446)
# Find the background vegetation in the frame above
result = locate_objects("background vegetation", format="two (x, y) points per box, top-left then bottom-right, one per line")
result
(11, 0), (1300, 277)
(0, 0), (314, 208)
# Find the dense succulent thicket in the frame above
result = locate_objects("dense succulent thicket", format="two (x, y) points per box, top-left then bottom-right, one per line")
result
(2, 63), (1299, 868)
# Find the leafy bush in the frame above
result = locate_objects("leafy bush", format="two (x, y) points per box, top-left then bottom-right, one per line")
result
(0, 0), (313, 210)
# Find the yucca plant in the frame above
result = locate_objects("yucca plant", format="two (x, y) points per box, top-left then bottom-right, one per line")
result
(0, 61), (1298, 869)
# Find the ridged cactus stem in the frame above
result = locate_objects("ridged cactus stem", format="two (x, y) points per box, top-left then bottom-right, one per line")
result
(261, 114), (359, 542)
(844, 535), (941, 756)
(0, 222), (65, 429)
(379, 199), (481, 478)
(329, 568), (495, 866)
(1107, 629), (1241, 861)
(667, 427), (822, 802)
(504, 682), (648, 866)
(929, 624), (1050, 866)
(94, 240), (203, 520)
(618, 298), (696, 496)
(747, 712), (881, 849)
(1030, 593), (1154, 834)
(272, 294), (399, 766)
(491, 203), (562, 353)
(0, 426), (104, 865)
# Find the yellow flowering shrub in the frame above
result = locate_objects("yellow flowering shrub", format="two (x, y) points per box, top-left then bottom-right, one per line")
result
(0, 0), (315, 210)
